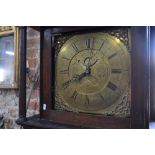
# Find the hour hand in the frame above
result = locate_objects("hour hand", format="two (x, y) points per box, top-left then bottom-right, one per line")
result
(62, 79), (72, 89)
(62, 72), (86, 89)
(76, 72), (87, 81)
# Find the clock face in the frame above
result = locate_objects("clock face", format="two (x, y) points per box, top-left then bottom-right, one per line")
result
(56, 32), (130, 114)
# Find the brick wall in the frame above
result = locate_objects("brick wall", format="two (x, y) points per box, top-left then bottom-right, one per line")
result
(0, 27), (40, 128)
(0, 90), (19, 128)
(26, 28), (40, 117)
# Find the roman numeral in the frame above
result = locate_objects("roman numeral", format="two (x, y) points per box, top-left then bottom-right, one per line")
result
(111, 69), (122, 74)
(71, 90), (78, 101)
(86, 38), (94, 49)
(72, 43), (79, 52)
(108, 53), (117, 60)
(60, 69), (69, 74)
(85, 95), (89, 104)
(99, 41), (104, 51)
(107, 81), (117, 91)
(86, 38), (91, 49)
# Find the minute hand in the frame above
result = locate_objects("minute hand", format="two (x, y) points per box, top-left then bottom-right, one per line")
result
(88, 59), (99, 68)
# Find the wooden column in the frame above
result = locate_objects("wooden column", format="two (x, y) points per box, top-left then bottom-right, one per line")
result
(150, 27), (155, 121)
(40, 28), (52, 117)
(131, 27), (150, 128)
(16, 26), (27, 124)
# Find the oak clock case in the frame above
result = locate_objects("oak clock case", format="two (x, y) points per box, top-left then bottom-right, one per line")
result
(16, 26), (149, 129)
(55, 30), (131, 117)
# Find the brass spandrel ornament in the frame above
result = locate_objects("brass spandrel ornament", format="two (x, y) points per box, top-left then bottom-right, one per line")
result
(55, 32), (131, 116)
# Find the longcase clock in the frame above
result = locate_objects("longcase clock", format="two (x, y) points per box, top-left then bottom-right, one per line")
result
(17, 26), (150, 129)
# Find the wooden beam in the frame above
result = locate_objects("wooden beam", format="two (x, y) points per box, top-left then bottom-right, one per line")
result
(131, 27), (150, 128)
(16, 26), (27, 124)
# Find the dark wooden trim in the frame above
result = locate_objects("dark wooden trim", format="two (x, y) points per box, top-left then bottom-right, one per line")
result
(30, 26), (128, 34)
(130, 27), (149, 128)
(40, 29), (44, 118)
(20, 115), (86, 129)
(150, 27), (155, 121)
(42, 110), (130, 129)
(40, 29), (52, 113)
(146, 27), (150, 127)
(50, 26), (130, 35)
(51, 35), (55, 109)
(16, 26), (27, 124)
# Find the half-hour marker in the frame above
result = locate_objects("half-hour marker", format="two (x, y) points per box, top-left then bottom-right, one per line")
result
(108, 53), (117, 60)
(71, 90), (78, 101)
(107, 81), (117, 91)
(85, 95), (89, 104)
(60, 69), (69, 74)
(111, 69), (122, 74)
(99, 41), (104, 51)
(72, 43), (79, 52)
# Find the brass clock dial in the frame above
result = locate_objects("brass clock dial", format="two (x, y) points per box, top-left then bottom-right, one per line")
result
(56, 32), (130, 114)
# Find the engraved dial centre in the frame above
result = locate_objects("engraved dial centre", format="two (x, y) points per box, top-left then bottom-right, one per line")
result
(69, 50), (111, 95)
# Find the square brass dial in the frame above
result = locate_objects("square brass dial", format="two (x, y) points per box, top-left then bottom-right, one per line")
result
(55, 29), (131, 117)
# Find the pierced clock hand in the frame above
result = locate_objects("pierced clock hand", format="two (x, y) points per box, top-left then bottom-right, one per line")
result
(62, 72), (87, 89)
(84, 57), (99, 69)
(83, 58), (99, 77)
(89, 59), (99, 68)
(62, 58), (99, 89)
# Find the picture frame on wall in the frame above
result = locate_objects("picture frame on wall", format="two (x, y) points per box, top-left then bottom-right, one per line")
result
(0, 26), (19, 89)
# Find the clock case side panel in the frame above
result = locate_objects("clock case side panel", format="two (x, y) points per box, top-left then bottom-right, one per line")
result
(40, 28), (53, 117)
(40, 26), (149, 129)
(130, 26), (150, 129)
(150, 26), (155, 121)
